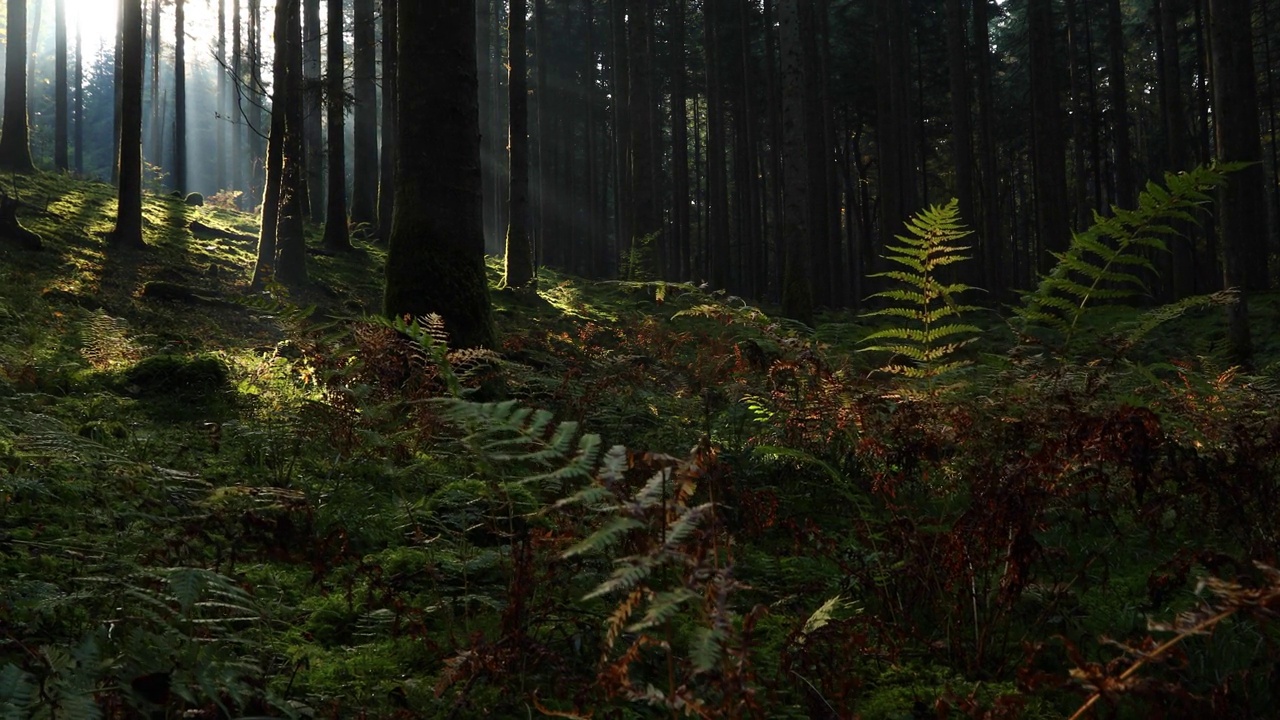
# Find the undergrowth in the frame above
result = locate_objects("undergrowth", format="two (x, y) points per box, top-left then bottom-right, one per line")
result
(1, 168), (1279, 718)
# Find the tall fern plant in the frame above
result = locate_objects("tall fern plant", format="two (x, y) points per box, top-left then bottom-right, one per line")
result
(860, 199), (982, 389)
(1015, 163), (1238, 351)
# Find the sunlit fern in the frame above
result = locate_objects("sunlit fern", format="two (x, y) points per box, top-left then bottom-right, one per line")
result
(859, 199), (982, 386)
(1015, 163), (1239, 350)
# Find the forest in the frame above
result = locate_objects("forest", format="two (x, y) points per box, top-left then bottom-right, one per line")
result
(1, 0), (1279, 717)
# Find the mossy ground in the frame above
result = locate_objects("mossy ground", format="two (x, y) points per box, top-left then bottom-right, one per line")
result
(1, 172), (1278, 718)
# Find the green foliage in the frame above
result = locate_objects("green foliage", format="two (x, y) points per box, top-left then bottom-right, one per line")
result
(860, 199), (982, 385)
(1016, 164), (1238, 349)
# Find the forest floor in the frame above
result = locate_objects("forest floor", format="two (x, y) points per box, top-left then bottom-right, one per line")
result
(2, 172), (1280, 719)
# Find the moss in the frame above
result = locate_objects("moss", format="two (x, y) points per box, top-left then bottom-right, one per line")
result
(122, 352), (230, 398)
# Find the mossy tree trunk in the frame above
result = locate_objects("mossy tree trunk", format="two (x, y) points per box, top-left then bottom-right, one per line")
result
(384, 0), (496, 350)
(174, 0), (188, 192)
(275, 0), (307, 284)
(54, 0), (69, 171)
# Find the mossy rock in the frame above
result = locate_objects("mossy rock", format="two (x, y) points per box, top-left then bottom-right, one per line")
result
(121, 353), (230, 401)
(184, 192), (204, 207)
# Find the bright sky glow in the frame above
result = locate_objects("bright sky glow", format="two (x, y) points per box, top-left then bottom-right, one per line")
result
(63, 0), (225, 62)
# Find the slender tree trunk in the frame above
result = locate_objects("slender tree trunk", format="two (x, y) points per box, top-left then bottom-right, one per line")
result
(111, 0), (145, 247)
(705, 0), (730, 288)
(74, 14), (83, 174)
(1066, 0), (1089, 229)
(1107, 0), (1134, 209)
(148, 0), (161, 171)
(779, 0), (812, 324)
(113, 0), (124, 184)
(945, 0), (974, 236)
(232, 0), (244, 201)
(533, 0), (549, 268)
(217, 0), (227, 192)
(303, 0), (324, 220)
(1158, 0), (1195, 298)
(377, 0), (397, 237)
(584, 0), (602, 277)
(350, 0), (377, 223)
(322, 0), (351, 252)
(764, 0), (785, 297)
(627, 0), (659, 276)
(0, 0), (36, 171)
(610, 0), (630, 275)
(671, 0), (689, 280)
(504, 0), (533, 288)
(173, 0), (187, 191)
(54, 0), (68, 170)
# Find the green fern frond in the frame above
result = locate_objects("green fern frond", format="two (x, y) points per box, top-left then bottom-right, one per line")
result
(627, 588), (699, 633)
(859, 199), (981, 389)
(563, 517), (646, 558)
(0, 664), (35, 720)
(1016, 163), (1238, 349)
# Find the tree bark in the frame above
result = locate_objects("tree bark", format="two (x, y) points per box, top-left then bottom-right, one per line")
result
(1027, 0), (1069, 272)
(670, 0), (689, 281)
(303, 0), (324, 220)
(384, 0), (496, 350)
(1209, 0), (1268, 362)
(350, 0), (378, 223)
(0, 0), (36, 171)
(779, 0), (812, 324)
(74, 13), (83, 173)
(322, 0), (351, 252)
(503, 0), (533, 288)
(110, 0), (145, 248)
(173, 0), (187, 191)
(1106, 0), (1133, 209)
(274, 0), (307, 283)
(377, 0), (397, 237)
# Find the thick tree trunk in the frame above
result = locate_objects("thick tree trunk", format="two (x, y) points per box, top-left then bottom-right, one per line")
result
(0, 0), (36, 172)
(610, 0), (631, 275)
(274, 0), (307, 283)
(322, 0), (351, 252)
(384, 0), (496, 350)
(350, 0), (377, 223)
(628, 0), (659, 276)
(111, 0), (145, 247)
(504, 0), (533, 288)
(1027, 0), (1069, 272)
(1210, 0), (1268, 362)
(779, 0), (812, 324)
(705, 0), (730, 289)
(945, 0), (974, 239)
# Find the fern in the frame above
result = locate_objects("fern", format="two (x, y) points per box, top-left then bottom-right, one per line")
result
(859, 199), (982, 386)
(1016, 163), (1238, 349)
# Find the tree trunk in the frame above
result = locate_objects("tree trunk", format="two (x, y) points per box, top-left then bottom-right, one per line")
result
(232, 0), (243, 200)
(610, 0), (630, 275)
(1027, 0), (1069, 272)
(945, 0), (974, 237)
(322, 0), (351, 252)
(779, 0), (812, 324)
(504, 0), (533, 288)
(74, 14), (83, 173)
(628, 0), (659, 277)
(377, 0), (397, 237)
(216, 0), (227, 193)
(173, 0), (187, 191)
(148, 0), (161, 172)
(350, 0), (377, 223)
(1107, 0), (1134, 209)
(1209, 0), (1268, 362)
(384, 0), (496, 350)
(671, 0), (689, 281)
(111, 0), (145, 247)
(303, 0), (324, 220)
(274, 0), (307, 283)
(0, 0), (36, 171)
(54, 0), (68, 170)
(705, 0), (730, 289)
(113, 0), (124, 184)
